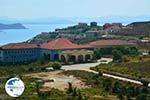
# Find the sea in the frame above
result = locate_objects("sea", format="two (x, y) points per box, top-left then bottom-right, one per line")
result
(0, 23), (75, 46)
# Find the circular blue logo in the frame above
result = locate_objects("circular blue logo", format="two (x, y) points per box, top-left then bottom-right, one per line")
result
(5, 77), (25, 97)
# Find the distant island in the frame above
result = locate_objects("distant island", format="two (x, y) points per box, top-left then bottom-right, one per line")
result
(0, 23), (26, 30)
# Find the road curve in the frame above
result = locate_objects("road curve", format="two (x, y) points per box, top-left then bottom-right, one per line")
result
(62, 58), (150, 86)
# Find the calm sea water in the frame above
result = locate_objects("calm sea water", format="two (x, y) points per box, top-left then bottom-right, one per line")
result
(0, 24), (75, 45)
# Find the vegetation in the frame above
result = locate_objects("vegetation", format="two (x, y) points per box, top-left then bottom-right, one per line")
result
(0, 60), (49, 77)
(51, 61), (62, 70)
(67, 82), (74, 94)
(91, 55), (150, 79)
(112, 49), (123, 62)
(93, 46), (139, 62)
(111, 21), (150, 37)
(63, 70), (150, 100)
(1, 64), (150, 99)
(93, 50), (102, 60)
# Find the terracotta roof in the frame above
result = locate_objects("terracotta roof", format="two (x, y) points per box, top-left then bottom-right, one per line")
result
(40, 38), (91, 50)
(88, 39), (136, 47)
(1, 42), (38, 49)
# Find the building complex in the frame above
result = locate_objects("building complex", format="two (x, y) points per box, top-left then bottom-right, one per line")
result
(0, 38), (135, 64)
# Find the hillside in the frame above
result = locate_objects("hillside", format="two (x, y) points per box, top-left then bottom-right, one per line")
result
(111, 21), (150, 37)
(0, 23), (26, 30)
(91, 55), (150, 79)
(28, 22), (103, 44)
(28, 21), (150, 44)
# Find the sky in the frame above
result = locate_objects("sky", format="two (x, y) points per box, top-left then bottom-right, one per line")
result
(0, 0), (150, 19)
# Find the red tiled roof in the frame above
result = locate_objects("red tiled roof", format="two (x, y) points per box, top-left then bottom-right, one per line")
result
(40, 38), (91, 50)
(1, 42), (38, 49)
(88, 39), (136, 47)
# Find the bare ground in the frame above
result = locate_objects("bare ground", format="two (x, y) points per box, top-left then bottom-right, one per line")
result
(25, 70), (88, 91)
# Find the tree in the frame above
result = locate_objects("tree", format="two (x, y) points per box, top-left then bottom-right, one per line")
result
(67, 82), (73, 94)
(118, 94), (124, 100)
(98, 71), (103, 76)
(35, 80), (43, 96)
(112, 50), (123, 62)
(129, 47), (139, 56)
(122, 56), (130, 62)
(134, 86), (140, 96)
(126, 86), (135, 97)
(51, 61), (62, 70)
(103, 79), (112, 91)
(68, 55), (76, 62)
(136, 93), (147, 100)
(78, 90), (83, 100)
(72, 87), (78, 96)
(92, 74), (100, 85)
(93, 50), (102, 59)
(141, 79), (149, 87)
(112, 81), (121, 93)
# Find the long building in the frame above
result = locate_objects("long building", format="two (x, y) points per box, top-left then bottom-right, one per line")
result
(0, 43), (41, 64)
(0, 38), (136, 64)
(0, 38), (93, 64)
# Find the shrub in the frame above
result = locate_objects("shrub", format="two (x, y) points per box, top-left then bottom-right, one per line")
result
(112, 50), (123, 62)
(51, 62), (62, 70)
(28, 67), (34, 72)
(122, 56), (130, 62)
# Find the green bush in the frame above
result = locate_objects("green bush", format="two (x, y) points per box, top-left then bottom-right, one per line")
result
(112, 50), (123, 62)
(51, 62), (62, 70)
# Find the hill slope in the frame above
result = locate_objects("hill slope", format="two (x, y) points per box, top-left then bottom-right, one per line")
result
(112, 21), (150, 37)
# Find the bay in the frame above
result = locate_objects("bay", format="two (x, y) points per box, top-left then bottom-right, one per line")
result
(0, 23), (75, 45)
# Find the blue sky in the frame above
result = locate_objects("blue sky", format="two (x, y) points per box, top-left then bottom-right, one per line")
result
(0, 0), (150, 19)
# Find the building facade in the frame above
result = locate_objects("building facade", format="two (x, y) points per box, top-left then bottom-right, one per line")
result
(0, 38), (136, 64)
(0, 38), (93, 64)
(0, 43), (42, 64)
(40, 38), (93, 62)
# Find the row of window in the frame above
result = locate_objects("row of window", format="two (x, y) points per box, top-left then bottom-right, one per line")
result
(4, 50), (38, 54)
(4, 59), (34, 63)
(5, 55), (37, 59)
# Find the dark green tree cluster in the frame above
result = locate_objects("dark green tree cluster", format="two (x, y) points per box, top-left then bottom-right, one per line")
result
(101, 78), (150, 100)
(67, 82), (88, 100)
(51, 61), (62, 70)
(93, 50), (102, 60)
(112, 50), (123, 62)
(93, 47), (139, 61)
